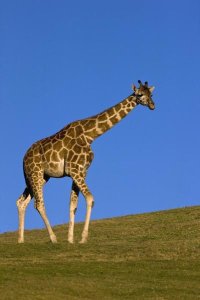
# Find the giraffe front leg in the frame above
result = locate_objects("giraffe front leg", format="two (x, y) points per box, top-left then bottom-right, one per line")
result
(71, 173), (94, 244)
(16, 188), (32, 243)
(79, 192), (94, 244)
(68, 182), (79, 244)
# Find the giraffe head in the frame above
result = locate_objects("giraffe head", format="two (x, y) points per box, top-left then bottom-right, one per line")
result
(132, 80), (155, 110)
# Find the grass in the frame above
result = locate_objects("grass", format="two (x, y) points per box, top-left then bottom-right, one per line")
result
(0, 206), (200, 299)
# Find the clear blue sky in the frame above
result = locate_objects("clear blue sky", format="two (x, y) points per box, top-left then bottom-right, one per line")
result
(1, 0), (200, 233)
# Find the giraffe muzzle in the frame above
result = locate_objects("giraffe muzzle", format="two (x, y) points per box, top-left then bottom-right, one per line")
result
(149, 101), (155, 110)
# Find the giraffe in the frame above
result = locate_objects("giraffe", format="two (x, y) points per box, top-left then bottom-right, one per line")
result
(16, 80), (155, 244)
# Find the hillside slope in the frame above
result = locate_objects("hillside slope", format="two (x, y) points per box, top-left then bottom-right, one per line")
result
(0, 206), (200, 299)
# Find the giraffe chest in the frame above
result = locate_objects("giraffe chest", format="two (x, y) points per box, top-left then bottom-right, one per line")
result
(44, 159), (65, 178)
(64, 147), (94, 175)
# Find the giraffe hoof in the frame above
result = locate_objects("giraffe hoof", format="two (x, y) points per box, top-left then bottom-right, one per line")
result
(68, 239), (74, 244)
(50, 235), (57, 244)
(68, 236), (74, 244)
(18, 239), (24, 244)
(79, 239), (87, 244)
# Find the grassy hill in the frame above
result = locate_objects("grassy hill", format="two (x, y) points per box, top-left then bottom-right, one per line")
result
(0, 206), (200, 299)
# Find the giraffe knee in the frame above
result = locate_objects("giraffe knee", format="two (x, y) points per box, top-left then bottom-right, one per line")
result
(34, 201), (44, 212)
(16, 192), (31, 210)
(16, 192), (26, 207)
(70, 207), (77, 215)
(16, 198), (22, 208)
(86, 194), (94, 207)
(70, 199), (78, 214)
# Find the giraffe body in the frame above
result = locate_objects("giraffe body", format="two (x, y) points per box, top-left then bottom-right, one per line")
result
(23, 121), (94, 179)
(16, 80), (155, 244)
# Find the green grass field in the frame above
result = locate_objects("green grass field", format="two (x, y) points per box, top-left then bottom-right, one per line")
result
(0, 206), (200, 299)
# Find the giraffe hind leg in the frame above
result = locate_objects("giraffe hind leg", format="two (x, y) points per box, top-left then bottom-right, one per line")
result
(68, 181), (79, 244)
(16, 187), (32, 243)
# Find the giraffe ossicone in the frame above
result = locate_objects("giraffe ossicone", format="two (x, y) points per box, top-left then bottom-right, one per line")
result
(16, 80), (155, 244)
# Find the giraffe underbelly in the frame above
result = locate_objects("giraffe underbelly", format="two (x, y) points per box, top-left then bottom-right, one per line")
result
(44, 160), (65, 178)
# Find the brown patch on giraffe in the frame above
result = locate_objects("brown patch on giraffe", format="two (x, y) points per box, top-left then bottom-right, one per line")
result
(51, 151), (60, 162)
(100, 122), (110, 131)
(34, 155), (41, 163)
(33, 166), (41, 172)
(67, 151), (74, 161)
(24, 165), (30, 174)
(110, 115), (119, 124)
(28, 162), (35, 170)
(81, 135), (88, 144)
(58, 148), (66, 159)
(85, 130), (94, 138)
(45, 150), (51, 162)
(77, 136), (86, 146)
(75, 125), (84, 136)
(73, 144), (81, 154)
(26, 148), (34, 158)
(119, 110), (126, 118)
(66, 127), (76, 138)
(126, 102), (133, 109)
(114, 103), (122, 112)
(84, 119), (96, 130)
(98, 113), (108, 122)
(24, 156), (33, 164)
(90, 127), (99, 136)
(33, 146), (40, 156)
(43, 142), (52, 153)
(53, 140), (63, 151)
(73, 154), (78, 162)
(65, 138), (76, 149)
(79, 120), (87, 127)
(77, 154), (85, 165)
(49, 162), (56, 169)
(58, 130), (67, 139)
(107, 107), (115, 117)
(51, 137), (58, 143)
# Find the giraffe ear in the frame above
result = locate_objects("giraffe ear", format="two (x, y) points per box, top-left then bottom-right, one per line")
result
(149, 86), (155, 93)
(132, 84), (137, 92)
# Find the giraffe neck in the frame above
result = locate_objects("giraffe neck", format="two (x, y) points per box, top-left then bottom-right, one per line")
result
(81, 94), (138, 142)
